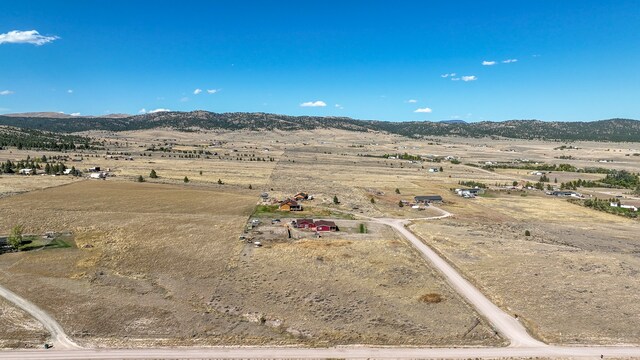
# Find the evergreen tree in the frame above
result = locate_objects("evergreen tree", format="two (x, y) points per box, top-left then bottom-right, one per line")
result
(184, 176), (189, 183)
(149, 169), (158, 178)
(136, 175), (145, 182)
(333, 195), (339, 204)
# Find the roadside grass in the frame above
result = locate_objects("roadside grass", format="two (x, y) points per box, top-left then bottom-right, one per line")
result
(251, 204), (355, 219)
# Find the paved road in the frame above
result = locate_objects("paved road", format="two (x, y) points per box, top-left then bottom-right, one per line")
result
(2, 345), (640, 359)
(0, 285), (80, 349)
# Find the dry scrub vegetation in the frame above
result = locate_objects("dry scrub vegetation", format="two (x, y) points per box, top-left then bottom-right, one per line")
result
(1, 128), (640, 347)
(411, 193), (640, 345)
(0, 298), (48, 348)
(0, 180), (499, 347)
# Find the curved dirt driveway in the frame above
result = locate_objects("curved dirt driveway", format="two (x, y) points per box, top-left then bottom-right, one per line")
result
(0, 284), (80, 349)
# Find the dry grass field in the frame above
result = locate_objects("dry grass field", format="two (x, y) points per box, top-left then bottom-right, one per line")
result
(0, 298), (48, 348)
(411, 193), (640, 345)
(0, 180), (499, 347)
(1, 128), (639, 348)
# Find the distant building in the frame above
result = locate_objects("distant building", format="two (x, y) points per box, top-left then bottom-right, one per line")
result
(414, 195), (443, 204)
(279, 199), (303, 211)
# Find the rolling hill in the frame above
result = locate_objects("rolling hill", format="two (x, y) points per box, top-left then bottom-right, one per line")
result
(1, 111), (639, 142)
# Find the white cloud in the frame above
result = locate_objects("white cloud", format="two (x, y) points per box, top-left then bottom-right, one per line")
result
(335, 104), (344, 109)
(180, 97), (189, 102)
(206, 89), (219, 94)
(441, 73), (457, 78)
(193, 88), (202, 95)
(461, 75), (477, 82)
(406, 99), (418, 103)
(300, 100), (326, 107)
(0, 90), (14, 95)
(451, 77), (460, 81)
(482, 60), (496, 66)
(502, 59), (518, 63)
(414, 107), (433, 113)
(70, 112), (81, 116)
(149, 108), (170, 113)
(0, 30), (59, 46)
(67, 89), (73, 94)
(139, 108), (170, 114)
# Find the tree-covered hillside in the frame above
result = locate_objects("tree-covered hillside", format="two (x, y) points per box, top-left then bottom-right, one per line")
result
(1, 111), (639, 142)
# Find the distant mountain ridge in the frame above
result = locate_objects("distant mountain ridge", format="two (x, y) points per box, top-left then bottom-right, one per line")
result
(0, 111), (639, 142)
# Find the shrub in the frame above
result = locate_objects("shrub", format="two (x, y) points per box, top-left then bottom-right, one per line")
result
(419, 293), (443, 303)
(525, 230), (531, 236)
(136, 175), (145, 182)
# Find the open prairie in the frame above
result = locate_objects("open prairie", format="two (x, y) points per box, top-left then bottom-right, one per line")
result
(411, 193), (640, 345)
(0, 179), (499, 347)
(1, 128), (639, 348)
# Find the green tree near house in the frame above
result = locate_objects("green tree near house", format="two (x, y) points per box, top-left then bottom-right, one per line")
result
(149, 169), (158, 178)
(398, 200), (404, 207)
(8, 225), (24, 249)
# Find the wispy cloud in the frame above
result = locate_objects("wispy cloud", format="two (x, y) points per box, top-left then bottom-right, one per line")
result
(0, 90), (14, 95)
(451, 77), (460, 81)
(193, 88), (202, 95)
(441, 73), (456, 78)
(335, 104), (344, 109)
(0, 30), (59, 45)
(180, 97), (189, 102)
(461, 75), (477, 82)
(406, 99), (418, 103)
(414, 107), (433, 113)
(70, 112), (81, 116)
(300, 100), (326, 107)
(206, 89), (219, 94)
(482, 60), (496, 66)
(149, 108), (170, 113)
(502, 59), (518, 63)
(139, 108), (171, 114)
(67, 89), (73, 94)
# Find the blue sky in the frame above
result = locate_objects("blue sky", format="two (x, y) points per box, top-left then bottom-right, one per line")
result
(1, 1), (639, 122)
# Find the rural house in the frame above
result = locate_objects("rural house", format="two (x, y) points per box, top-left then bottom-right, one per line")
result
(296, 218), (316, 229)
(279, 199), (303, 211)
(414, 195), (443, 204)
(314, 220), (338, 232)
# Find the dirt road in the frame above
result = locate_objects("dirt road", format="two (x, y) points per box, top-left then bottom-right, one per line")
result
(1, 345), (640, 359)
(376, 215), (544, 347)
(0, 284), (79, 349)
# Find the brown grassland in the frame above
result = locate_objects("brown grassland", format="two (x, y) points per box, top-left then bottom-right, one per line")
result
(0, 128), (639, 347)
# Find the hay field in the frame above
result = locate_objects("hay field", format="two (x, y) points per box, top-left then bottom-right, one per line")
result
(0, 180), (499, 347)
(411, 193), (640, 345)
